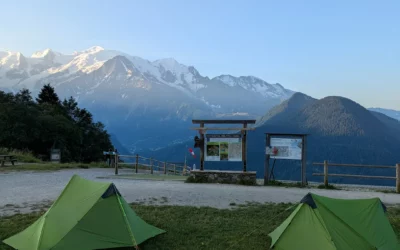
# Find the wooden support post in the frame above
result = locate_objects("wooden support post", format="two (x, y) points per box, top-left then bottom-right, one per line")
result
(242, 123), (247, 172)
(174, 164), (176, 175)
(114, 153), (118, 175)
(200, 122), (205, 171)
(324, 160), (328, 188)
(164, 162), (167, 174)
(135, 154), (139, 173)
(396, 163), (400, 193)
(264, 134), (270, 185)
(150, 158), (153, 174)
(301, 135), (307, 186)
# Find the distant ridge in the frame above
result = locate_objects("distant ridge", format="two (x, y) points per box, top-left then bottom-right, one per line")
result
(369, 108), (400, 121)
(151, 93), (400, 186)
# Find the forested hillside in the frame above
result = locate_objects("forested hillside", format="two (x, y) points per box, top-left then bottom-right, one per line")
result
(149, 93), (400, 186)
(0, 84), (113, 162)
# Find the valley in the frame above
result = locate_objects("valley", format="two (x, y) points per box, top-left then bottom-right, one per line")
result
(1, 46), (400, 187)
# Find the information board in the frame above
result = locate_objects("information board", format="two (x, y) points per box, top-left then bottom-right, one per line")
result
(205, 134), (242, 161)
(268, 137), (303, 160)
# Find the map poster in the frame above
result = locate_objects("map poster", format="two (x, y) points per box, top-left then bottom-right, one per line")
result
(268, 137), (303, 160)
(205, 134), (242, 162)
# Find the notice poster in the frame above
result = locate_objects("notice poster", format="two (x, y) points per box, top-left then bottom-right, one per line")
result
(205, 134), (242, 161)
(268, 137), (303, 160)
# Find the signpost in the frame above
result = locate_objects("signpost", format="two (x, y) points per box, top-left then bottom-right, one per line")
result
(191, 119), (256, 172)
(50, 149), (61, 163)
(264, 133), (307, 186)
(204, 134), (242, 162)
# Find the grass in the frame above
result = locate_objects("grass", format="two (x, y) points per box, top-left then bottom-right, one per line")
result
(0, 147), (114, 172)
(1, 203), (399, 250)
(265, 180), (306, 188)
(0, 162), (110, 172)
(376, 189), (397, 194)
(0, 148), (41, 163)
(185, 175), (257, 186)
(317, 184), (340, 190)
(0, 203), (293, 250)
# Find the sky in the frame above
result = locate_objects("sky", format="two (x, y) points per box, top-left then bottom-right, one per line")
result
(1, 0), (399, 110)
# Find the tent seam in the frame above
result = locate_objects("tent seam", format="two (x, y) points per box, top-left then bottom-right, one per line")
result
(116, 191), (138, 248)
(35, 174), (78, 249)
(47, 181), (111, 249)
(266, 203), (300, 248)
(313, 209), (338, 248)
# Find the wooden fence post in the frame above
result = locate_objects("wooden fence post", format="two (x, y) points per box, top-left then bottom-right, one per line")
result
(396, 163), (400, 193)
(150, 158), (153, 174)
(324, 160), (328, 188)
(135, 154), (139, 173)
(164, 162), (167, 175)
(114, 153), (118, 175)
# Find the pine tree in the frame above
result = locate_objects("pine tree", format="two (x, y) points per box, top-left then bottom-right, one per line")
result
(36, 83), (60, 105)
(15, 88), (34, 104)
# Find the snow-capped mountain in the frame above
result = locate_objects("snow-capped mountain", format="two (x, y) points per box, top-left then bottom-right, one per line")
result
(0, 46), (294, 151)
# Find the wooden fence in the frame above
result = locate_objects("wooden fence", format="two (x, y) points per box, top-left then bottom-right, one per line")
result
(312, 161), (400, 193)
(111, 154), (190, 176)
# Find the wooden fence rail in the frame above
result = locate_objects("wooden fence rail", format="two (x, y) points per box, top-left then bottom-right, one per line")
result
(312, 161), (400, 193)
(113, 154), (190, 176)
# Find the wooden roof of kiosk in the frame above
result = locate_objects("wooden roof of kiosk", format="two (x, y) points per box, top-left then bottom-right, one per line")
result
(191, 119), (256, 131)
(191, 119), (257, 172)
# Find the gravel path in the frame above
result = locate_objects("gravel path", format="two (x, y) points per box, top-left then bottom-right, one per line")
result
(1, 168), (400, 216)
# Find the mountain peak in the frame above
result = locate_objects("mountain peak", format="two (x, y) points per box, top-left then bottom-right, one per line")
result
(298, 96), (383, 136)
(256, 92), (316, 127)
(31, 48), (52, 58)
(215, 75), (268, 86)
(82, 46), (105, 54)
(153, 58), (185, 72)
(288, 92), (315, 102)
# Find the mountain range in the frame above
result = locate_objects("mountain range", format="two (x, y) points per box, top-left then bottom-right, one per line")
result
(368, 108), (400, 121)
(0, 46), (294, 152)
(1, 46), (399, 187)
(152, 93), (400, 186)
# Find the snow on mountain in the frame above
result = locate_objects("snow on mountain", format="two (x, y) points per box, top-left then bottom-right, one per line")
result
(214, 75), (292, 99)
(0, 46), (296, 151)
(31, 48), (73, 65)
(0, 46), (293, 108)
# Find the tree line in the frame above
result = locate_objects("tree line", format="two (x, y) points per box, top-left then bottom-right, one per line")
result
(0, 84), (113, 163)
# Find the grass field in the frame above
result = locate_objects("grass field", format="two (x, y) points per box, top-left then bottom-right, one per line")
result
(1, 203), (399, 250)
(0, 162), (110, 172)
(0, 148), (41, 163)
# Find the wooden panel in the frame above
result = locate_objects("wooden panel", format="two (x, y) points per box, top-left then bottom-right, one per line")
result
(242, 123), (247, 172)
(312, 173), (396, 180)
(312, 162), (396, 169)
(191, 127), (256, 130)
(192, 119), (256, 124)
(264, 133), (308, 136)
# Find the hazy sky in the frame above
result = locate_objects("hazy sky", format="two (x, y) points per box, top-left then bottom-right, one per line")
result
(1, 0), (399, 110)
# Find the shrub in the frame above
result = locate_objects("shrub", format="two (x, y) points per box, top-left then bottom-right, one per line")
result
(0, 148), (41, 163)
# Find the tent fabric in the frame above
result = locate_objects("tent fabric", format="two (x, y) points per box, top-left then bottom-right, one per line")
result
(3, 175), (165, 250)
(269, 193), (399, 250)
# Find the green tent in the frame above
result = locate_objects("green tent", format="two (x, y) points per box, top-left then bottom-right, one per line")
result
(269, 193), (399, 250)
(3, 174), (165, 250)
